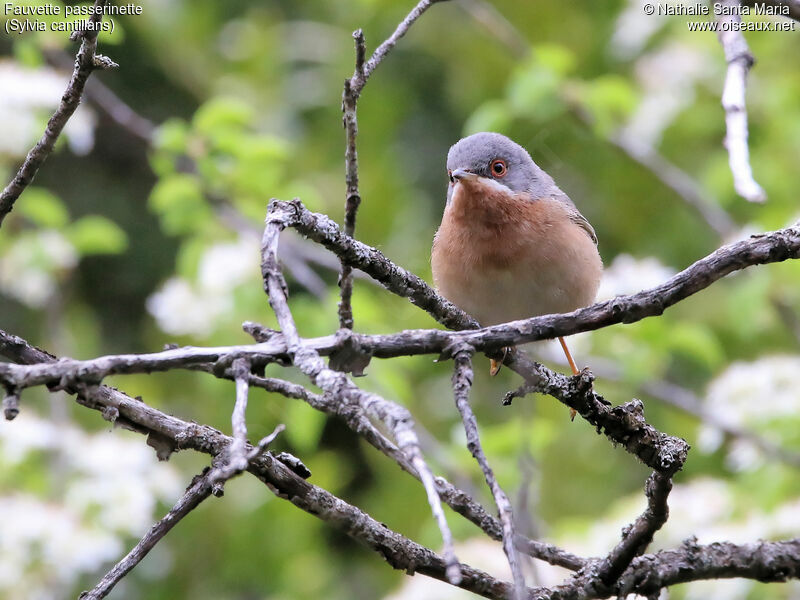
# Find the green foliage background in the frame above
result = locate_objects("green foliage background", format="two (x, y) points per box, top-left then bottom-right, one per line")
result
(1, 1), (799, 598)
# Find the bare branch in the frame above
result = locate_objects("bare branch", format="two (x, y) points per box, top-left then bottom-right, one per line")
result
(618, 537), (800, 597)
(44, 49), (156, 142)
(79, 470), (216, 600)
(451, 345), (525, 598)
(597, 472), (672, 586)
(209, 357), (252, 483)
(338, 30), (367, 330)
(0, 330), (520, 599)
(261, 208), (462, 584)
(338, 0), (449, 328)
(716, 0), (767, 203)
(356, 0), (450, 92)
(0, 0), (113, 228)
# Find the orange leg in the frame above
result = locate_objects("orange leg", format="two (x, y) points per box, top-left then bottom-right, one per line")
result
(559, 337), (579, 421)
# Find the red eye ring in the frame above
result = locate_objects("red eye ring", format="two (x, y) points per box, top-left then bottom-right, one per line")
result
(490, 159), (507, 178)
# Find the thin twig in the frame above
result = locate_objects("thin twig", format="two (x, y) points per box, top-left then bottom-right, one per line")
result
(261, 209), (462, 584)
(44, 49), (156, 142)
(338, 30), (367, 329)
(2, 387), (20, 420)
(210, 357), (252, 482)
(79, 469), (216, 600)
(450, 345), (525, 598)
(716, 0), (767, 203)
(357, 0), (450, 91)
(337, 0), (449, 329)
(0, 0), (113, 227)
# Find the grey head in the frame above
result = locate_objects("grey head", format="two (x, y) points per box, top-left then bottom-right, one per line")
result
(446, 132), (566, 204)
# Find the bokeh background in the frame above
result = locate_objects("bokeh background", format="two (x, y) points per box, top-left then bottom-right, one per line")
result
(1, 1), (799, 598)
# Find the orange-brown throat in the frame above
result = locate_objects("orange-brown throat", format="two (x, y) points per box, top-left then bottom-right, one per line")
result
(448, 177), (528, 226)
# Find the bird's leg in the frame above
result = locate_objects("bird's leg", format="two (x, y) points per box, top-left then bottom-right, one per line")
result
(558, 336), (580, 421)
(489, 347), (510, 376)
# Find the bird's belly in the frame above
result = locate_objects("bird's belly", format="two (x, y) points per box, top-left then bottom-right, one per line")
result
(431, 197), (602, 326)
(435, 259), (585, 326)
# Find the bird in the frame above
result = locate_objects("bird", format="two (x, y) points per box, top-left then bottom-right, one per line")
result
(431, 132), (602, 414)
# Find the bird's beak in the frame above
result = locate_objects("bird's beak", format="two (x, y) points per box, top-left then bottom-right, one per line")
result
(451, 168), (479, 182)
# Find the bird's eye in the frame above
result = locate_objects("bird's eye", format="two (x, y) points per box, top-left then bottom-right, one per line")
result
(490, 159), (507, 178)
(448, 169), (454, 184)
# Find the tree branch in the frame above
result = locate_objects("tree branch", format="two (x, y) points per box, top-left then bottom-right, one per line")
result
(272, 199), (800, 346)
(338, 0), (449, 329)
(716, 0), (767, 203)
(451, 345), (525, 598)
(617, 537), (800, 597)
(0, 330), (521, 600)
(261, 210), (462, 584)
(597, 472), (672, 587)
(0, 0), (114, 227)
(79, 469), (217, 600)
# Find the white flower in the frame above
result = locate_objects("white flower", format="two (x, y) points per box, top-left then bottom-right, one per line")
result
(147, 235), (259, 337)
(146, 276), (231, 336)
(0, 60), (96, 157)
(197, 235), (259, 292)
(0, 412), (183, 599)
(0, 230), (78, 308)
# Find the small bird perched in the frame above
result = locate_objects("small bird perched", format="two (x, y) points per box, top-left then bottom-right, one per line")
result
(431, 132), (602, 397)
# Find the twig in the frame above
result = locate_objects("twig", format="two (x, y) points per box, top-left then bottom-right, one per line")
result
(338, 30), (367, 329)
(261, 208), (462, 584)
(716, 0), (767, 203)
(2, 387), (20, 420)
(337, 0), (449, 329)
(597, 472), (672, 586)
(356, 0), (450, 91)
(79, 469), (216, 600)
(209, 357), (252, 482)
(450, 345), (525, 598)
(0, 0), (113, 227)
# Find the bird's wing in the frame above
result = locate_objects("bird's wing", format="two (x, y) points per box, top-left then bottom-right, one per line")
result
(567, 208), (598, 246)
(543, 187), (598, 246)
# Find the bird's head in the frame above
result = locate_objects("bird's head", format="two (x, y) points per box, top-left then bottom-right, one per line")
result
(445, 132), (556, 205)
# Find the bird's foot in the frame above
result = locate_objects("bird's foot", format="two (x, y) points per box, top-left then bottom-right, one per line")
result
(489, 347), (511, 376)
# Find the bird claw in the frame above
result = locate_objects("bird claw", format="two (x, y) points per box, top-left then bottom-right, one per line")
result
(489, 347), (510, 376)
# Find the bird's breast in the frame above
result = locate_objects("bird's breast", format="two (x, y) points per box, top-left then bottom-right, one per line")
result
(431, 182), (602, 326)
